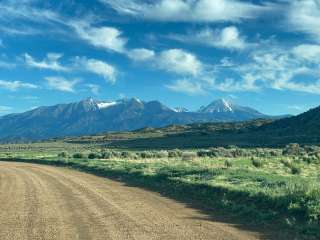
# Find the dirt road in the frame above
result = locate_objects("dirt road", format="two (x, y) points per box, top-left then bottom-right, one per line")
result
(0, 161), (266, 240)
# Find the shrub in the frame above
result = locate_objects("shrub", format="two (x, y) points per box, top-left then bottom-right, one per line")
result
(281, 159), (292, 168)
(154, 150), (168, 158)
(111, 151), (121, 158)
(121, 151), (132, 159)
(270, 151), (278, 157)
(100, 151), (113, 159)
(88, 152), (99, 159)
(290, 165), (302, 175)
(197, 150), (212, 157)
(283, 143), (301, 156)
(303, 155), (320, 164)
(224, 159), (233, 168)
(73, 153), (84, 159)
(57, 151), (68, 158)
(168, 149), (182, 158)
(181, 151), (197, 161)
(139, 151), (157, 159)
(251, 158), (263, 168)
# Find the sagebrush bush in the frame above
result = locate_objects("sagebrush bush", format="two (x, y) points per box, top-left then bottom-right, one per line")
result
(251, 158), (263, 168)
(154, 150), (168, 158)
(181, 151), (197, 161)
(281, 159), (292, 168)
(283, 143), (302, 156)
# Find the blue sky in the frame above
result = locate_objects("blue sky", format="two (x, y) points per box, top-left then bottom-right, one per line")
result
(0, 0), (320, 116)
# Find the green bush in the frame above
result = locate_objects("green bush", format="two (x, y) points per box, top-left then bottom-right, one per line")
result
(197, 150), (212, 157)
(224, 159), (233, 168)
(88, 152), (100, 159)
(57, 151), (68, 158)
(140, 151), (155, 159)
(251, 158), (263, 168)
(121, 151), (131, 158)
(290, 165), (302, 175)
(168, 149), (182, 158)
(100, 151), (113, 159)
(73, 153), (84, 159)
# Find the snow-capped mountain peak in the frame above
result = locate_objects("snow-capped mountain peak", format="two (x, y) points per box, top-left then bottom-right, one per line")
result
(199, 99), (234, 113)
(173, 107), (189, 113)
(97, 101), (118, 109)
(222, 99), (233, 112)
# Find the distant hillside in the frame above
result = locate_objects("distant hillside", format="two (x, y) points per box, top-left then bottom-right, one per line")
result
(0, 98), (282, 142)
(63, 106), (320, 149)
(255, 105), (320, 143)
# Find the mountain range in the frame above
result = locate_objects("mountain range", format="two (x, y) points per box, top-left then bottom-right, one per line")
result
(0, 98), (287, 141)
(95, 105), (320, 149)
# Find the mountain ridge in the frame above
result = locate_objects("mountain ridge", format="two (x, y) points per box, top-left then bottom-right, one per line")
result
(0, 98), (288, 141)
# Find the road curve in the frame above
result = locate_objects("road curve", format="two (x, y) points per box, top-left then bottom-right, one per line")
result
(0, 161), (264, 240)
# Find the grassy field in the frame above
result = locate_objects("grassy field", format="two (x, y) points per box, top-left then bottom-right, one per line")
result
(1, 142), (320, 239)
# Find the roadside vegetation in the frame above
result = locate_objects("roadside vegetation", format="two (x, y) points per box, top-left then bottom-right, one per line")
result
(1, 142), (320, 239)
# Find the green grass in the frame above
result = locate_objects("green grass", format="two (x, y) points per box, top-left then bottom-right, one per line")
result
(1, 144), (320, 239)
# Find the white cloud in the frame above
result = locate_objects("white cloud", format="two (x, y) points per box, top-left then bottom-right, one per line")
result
(0, 2), (129, 53)
(127, 48), (155, 61)
(24, 53), (69, 71)
(292, 44), (320, 62)
(170, 43), (320, 95)
(214, 26), (247, 49)
(0, 80), (38, 91)
(287, 0), (320, 42)
(86, 84), (100, 95)
(24, 53), (118, 83)
(0, 105), (12, 115)
(156, 49), (203, 76)
(71, 21), (127, 53)
(127, 48), (204, 77)
(102, 0), (274, 22)
(74, 57), (117, 83)
(0, 1), (65, 35)
(221, 45), (320, 94)
(169, 26), (247, 50)
(45, 77), (79, 92)
(166, 79), (205, 95)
